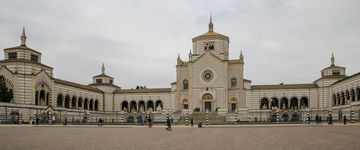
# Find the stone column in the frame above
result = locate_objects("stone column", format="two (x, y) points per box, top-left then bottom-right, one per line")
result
(69, 99), (72, 109)
(62, 97), (65, 108)
(75, 99), (78, 109)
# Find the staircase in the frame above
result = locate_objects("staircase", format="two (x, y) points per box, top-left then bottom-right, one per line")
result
(177, 112), (227, 125)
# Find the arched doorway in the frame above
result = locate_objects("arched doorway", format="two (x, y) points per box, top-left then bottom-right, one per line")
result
(89, 99), (94, 111)
(230, 97), (237, 112)
(202, 93), (213, 112)
(183, 99), (189, 110)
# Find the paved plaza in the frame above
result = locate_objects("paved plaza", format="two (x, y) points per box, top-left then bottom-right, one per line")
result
(1, 125), (360, 150)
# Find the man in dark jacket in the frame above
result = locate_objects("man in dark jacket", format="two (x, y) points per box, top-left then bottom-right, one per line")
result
(166, 117), (172, 131)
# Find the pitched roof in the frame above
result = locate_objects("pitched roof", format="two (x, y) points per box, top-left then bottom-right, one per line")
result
(4, 45), (41, 54)
(114, 88), (171, 94)
(331, 72), (360, 85)
(0, 59), (53, 69)
(93, 73), (113, 79)
(54, 78), (103, 92)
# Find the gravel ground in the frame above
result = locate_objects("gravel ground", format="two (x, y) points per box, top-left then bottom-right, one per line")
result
(0, 125), (360, 150)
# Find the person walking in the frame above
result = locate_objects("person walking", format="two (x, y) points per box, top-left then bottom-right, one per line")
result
(319, 116), (322, 125)
(329, 115), (333, 125)
(344, 115), (347, 125)
(147, 117), (152, 128)
(307, 115), (311, 125)
(166, 117), (172, 131)
(315, 115), (319, 125)
(140, 118), (144, 126)
(190, 118), (194, 127)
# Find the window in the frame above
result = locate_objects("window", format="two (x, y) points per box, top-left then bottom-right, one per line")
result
(332, 70), (340, 76)
(31, 54), (38, 62)
(183, 79), (188, 89)
(184, 104), (188, 109)
(8, 53), (17, 59)
(231, 78), (237, 88)
(96, 79), (102, 84)
(110, 79), (113, 84)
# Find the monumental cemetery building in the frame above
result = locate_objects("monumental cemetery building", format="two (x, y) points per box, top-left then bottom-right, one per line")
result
(0, 16), (359, 124)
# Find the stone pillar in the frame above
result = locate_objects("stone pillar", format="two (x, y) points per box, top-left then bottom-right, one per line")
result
(75, 99), (78, 109)
(276, 109), (279, 124)
(206, 110), (209, 125)
(48, 112), (52, 125)
(234, 110), (238, 125)
(351, 110), (355, 123)
(18, 113), (22, 125)
(185, 112), (189, 126)
(121, 111), (125, 125)
(87, 113), (90, 125)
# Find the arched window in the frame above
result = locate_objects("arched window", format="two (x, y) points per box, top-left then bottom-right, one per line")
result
(84, 98), (88, 110)
(147, 101), (154, 112)
(65, 95), (70, 109)
(231, 78), (237, 88)
(341, 92), (345, 105)
(337, 93), (340, 105)
(122, 101), (129, 112)
(183, 79), (188, 90)
(202, 93), (213, 100)
(300, 97), (309, 109)
(351, 89), (355, 102)
(57, 94), (63, 107)
(155, 100), (163, 111)
(90, 99), (94, 110)
(270, 97), (279, 109)
(260, 98), (269, 109)
(71, 96), (76, 109)
(357, 88), (360, 101)
(290, 97), (298, 109)
(78, 98), (83, 109)
(280, 97), (288, 109)
(346, 90), (350, 101)
(95, 100), (99, 111)
(333, 94), (336, 106)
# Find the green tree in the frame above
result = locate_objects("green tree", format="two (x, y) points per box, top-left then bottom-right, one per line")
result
(0, 75), (13, 102)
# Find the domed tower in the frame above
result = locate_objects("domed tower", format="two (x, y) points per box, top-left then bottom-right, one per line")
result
(191, 13), (229, 61)
(89, 63), (120, 111)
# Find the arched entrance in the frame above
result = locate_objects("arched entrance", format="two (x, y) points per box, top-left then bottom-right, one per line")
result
(202, 93), (213, 112)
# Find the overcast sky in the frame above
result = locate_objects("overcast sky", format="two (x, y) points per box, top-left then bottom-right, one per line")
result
(0, 0), (359, 89)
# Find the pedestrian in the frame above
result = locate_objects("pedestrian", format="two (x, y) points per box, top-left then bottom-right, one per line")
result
(344, 115), (347, 125)
(307, 115), (311, 125)
(191, 118), (194, 127)
(315, 115), (319, 125)
(147, 117), (152, 128)
(319, 116), (322, 125)
(171, 117), (173, 125)
(166, 117), (172, 131)
(198, 122), (202, 128)
(329, 115), (333, 125)
(140, 118), (144, 126)
(64, 118), (67, 125)
(98, 118), (102, 126)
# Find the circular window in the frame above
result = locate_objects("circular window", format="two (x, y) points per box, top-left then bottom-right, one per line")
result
(202, 70), (214, 82)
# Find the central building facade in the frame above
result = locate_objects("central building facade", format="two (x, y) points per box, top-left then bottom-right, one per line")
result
(176, 16), (244, 113)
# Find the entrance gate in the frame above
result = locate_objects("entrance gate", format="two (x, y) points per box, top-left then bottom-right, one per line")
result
(205, 102), (211, 112)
